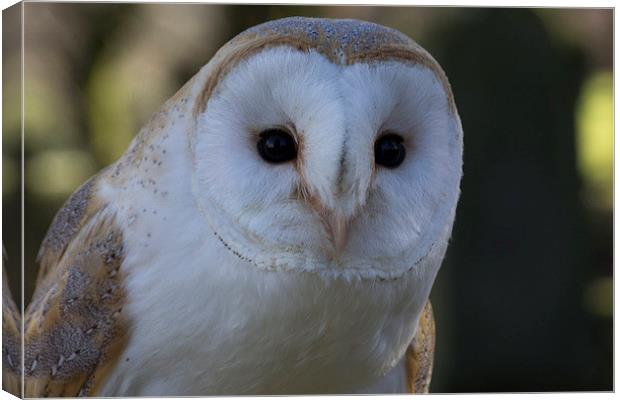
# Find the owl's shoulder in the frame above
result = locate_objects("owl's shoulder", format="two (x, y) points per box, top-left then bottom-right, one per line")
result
(24, 172), (129, 396)
(36, 173), (105, 281)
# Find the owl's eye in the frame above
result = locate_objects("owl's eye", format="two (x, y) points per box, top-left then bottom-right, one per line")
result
(257, 129), (297, 163)
(375, 134), (406, 168)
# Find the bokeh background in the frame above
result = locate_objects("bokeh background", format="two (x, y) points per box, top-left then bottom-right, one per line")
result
(2, 4), (613, 393)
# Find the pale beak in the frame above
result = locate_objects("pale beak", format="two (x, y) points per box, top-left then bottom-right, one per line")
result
(325, 212), (349, 254)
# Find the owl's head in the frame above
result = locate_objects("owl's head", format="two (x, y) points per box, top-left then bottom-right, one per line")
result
(189, 17), (462, 280)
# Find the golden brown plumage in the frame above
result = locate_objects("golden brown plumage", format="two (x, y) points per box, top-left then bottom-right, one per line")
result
(406, 301), (436, 393)
(8, 176), (130, 397)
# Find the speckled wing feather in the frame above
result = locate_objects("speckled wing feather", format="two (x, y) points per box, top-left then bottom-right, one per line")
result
(406, 301), (436, 394)
(22, 175), (129, 397)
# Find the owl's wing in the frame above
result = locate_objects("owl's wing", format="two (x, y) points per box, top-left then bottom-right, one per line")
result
(22, 175), (129, 397)
(405, 301), (436, 394)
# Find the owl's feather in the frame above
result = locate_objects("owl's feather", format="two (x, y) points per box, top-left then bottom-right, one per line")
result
(17, 176), (129, 397)
(406, 301), (435, 393)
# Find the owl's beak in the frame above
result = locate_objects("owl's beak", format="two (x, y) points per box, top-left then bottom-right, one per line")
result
(306, 193), (353, 255)
(325, 212), (349, 254)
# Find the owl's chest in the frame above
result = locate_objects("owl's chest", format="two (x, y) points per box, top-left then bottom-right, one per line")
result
(98, 230), (424, 396)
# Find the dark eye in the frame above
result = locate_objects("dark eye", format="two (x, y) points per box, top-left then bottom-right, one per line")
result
(257, 129), (297, 163)
(375, 134), (406, 168)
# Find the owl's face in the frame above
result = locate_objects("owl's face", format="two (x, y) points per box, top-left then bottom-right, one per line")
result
(191, 21), (462, 280)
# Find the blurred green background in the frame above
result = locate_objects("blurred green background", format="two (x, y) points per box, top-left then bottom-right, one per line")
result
(2, 4), (612, 393)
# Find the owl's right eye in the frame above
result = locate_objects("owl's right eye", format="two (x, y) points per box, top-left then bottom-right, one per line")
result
(257, 129), (297, 163)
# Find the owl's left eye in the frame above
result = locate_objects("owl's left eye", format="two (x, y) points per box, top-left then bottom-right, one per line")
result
(257, 129), (297, 163)
(375, 134), (406, 168)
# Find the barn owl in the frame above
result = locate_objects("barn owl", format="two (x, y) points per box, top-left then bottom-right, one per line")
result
(3, 16), (462, 396)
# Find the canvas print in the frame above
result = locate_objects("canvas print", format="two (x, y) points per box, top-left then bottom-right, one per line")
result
(1, 3), (613, 396)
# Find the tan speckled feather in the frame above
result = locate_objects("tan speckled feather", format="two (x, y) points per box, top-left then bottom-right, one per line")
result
(20, 176), (129, 397)
(406, 301), (436, 393)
